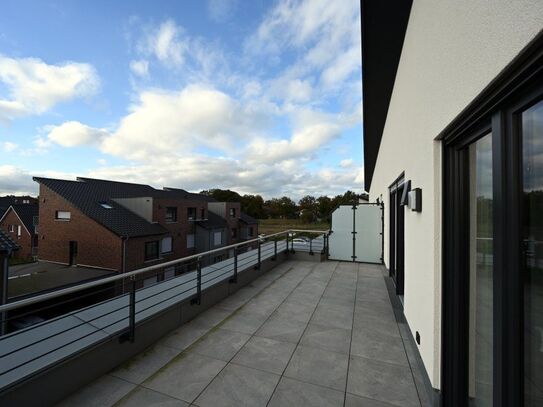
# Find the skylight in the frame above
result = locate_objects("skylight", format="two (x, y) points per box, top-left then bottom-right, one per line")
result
(99, 202), (113, 209)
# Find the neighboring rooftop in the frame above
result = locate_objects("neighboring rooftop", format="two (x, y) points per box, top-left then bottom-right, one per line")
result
(239, 212), (258, 225)
(197, 211), (228, 230)
(1, 204), (39, 235)
(0, 229), (19, 254)
(32, 177), (223, 238)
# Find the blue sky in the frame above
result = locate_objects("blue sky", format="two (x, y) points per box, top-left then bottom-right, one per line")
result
(0, 0), (363, 199)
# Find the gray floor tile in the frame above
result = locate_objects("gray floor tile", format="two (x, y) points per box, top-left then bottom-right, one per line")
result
(189, 307), (232, 329)
(345, 392), (396, 407)
(116, 387), (189, 406)
(232, 336), (296, 374)
(268, 377), (344, 407)
(310, 303), (353, 330)
(353, 312), (400, 338)
(58, 375), (136, 407)
(274, 302), (316, 323)
(350, 328), (409, 367)
(219, 310), (269, 334)
(110, 344), (180, 384)
(191, 328), (250, 361)
(255, 314), (307, 343)
(347, 355), (420, 407)
(284, 345), (349, 391)
(142, 353), (226, 403)
(159, 324), (208, 351)
(194, 363), (279, 407)
(300, 323), (352, 354)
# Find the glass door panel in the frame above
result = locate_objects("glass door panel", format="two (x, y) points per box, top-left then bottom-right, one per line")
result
(468, 133), (493, 406)
(522, 99), (543, 406)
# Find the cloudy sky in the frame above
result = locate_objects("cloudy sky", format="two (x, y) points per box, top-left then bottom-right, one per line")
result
(0, 0), (363, 199)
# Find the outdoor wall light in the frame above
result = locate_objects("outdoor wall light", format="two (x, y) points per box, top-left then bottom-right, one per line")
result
(408, 188), (422, 212)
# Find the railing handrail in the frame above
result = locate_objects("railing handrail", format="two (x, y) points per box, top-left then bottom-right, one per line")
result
(0, 229), (329, 314)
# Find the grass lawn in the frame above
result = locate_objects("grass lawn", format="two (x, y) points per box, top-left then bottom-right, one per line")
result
(258, 218), (330, 235)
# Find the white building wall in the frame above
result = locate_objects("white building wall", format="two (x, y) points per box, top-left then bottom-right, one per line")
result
(368, 0), (543, 389)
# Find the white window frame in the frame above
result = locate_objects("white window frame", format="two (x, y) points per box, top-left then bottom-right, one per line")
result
(187, 234), (195, 249)
(8, 224), (14, 232)
(17, 225), (21, 237)
(55, 211), (71, 221)
(161, 236), (173, 254)
(213, 231), (222, 246)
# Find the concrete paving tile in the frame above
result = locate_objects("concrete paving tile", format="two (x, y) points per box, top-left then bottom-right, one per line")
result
(232, 336), (296, 374)
(255, 314), (307, 343)
(142, 353), (226, 403)
(191, 328), (250, 361)
(310, 303), (354, 330)
(274, 302), (316, 323)
(347, 355), (420, 407)
(219, 310), (269, 334)
(345, 393), (397, 407)
(300, 323), (352, 354)
(350, 328), (409, 367)
(194, 363), (279, 407)
(189, 307), (232, 329)
(353, 313), (400, 338)
(110, 344), (180, 384)
(158, 324), (208, 351)
(284, 345), (349, 391)
(267, 377), (344, 407)
(116, 387), (189, 406)
(57, 375), (136, 407)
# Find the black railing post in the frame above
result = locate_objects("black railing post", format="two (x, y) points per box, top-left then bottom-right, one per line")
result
(192, 256), (202, 305)
(290, 233), (295, 253)
(272, 238), (277, 261)
(255, 239), (261, 269)
(325, 234), (330, 258)
(128, 275), (136, 343)
(231, 247), (238, 283)
(309, 236), (313, 255)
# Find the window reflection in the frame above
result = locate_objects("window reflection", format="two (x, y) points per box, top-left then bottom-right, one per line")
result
(469, 133), (493, 407)
(522, 99), (543, 407)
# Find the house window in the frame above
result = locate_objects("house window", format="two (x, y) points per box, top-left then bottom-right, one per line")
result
(55, 211), (71, 220)
(231, 228), (237, 238)
(214, 231), (222, 246)
(143, 276), (158, 287)
(23, 199), (29, 204)
(8, 225), (14, 232)
(17, 225), (21, 237)
(145, 241), (159, 261)
(229, 208), (236, 218)
(187, 234), (195, 249)
(165, 207), (177, 222)
(248, 227), (254, 237)
(99, 202), (113, 209)
(200, 208), (205, 219)
(161, 237), (173, 253)
(187, 207), (196, 220)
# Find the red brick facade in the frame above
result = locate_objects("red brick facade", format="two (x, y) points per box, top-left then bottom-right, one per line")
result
(38, 185), (124, 270)
(0, 209), (35, 259)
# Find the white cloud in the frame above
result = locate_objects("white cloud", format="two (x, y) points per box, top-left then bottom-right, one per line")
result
(2, 141), (18, 152)
(47, 121), (110, 147)
(0, 166), (77, 196)
(139, 19), (187, 67)
(129, 59), (149, 77)
(100, 85), (267, 160)
(340, 158), (353, 168)
(207, 0), (238, 23)
(0, 56), (99, 122)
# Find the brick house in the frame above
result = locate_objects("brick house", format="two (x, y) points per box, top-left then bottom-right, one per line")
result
(33, 177), (254, 275)
(0, 204), (39, 260)
(0, 196), (38, 218)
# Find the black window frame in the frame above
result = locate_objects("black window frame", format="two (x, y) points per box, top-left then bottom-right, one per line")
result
(165, 207), (177, 223)
(441, 35), (543, 407)
(187, 207), (196, 220)
(144, 240), (160, 261)
(229, 208), (236, 218)
(231, 228), (237, 238)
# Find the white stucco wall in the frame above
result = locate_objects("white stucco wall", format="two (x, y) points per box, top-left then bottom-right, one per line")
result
(368, 0), (543, 389)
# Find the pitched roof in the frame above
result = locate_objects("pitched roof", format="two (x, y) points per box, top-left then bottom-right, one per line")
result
(239, 212), (258, 225)
(163, 187), (218, 202)
(6, 204), (39, 234)
(33, 177), (167, 238)
(196, 211), (228, 230)
(0, 229), (19, 254)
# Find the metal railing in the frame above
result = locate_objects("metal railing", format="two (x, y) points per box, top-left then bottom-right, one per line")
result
(0, 228), (328, 390)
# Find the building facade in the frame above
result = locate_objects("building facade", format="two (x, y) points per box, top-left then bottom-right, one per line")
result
(362, 1), (543, 405)
(0, 204), (38, 260)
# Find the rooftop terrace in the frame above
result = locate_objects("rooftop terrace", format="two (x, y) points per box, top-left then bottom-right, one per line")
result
(57, 260), (428, 407)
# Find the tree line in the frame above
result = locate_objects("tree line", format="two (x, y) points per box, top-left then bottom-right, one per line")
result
(200, 189), (369, 223)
